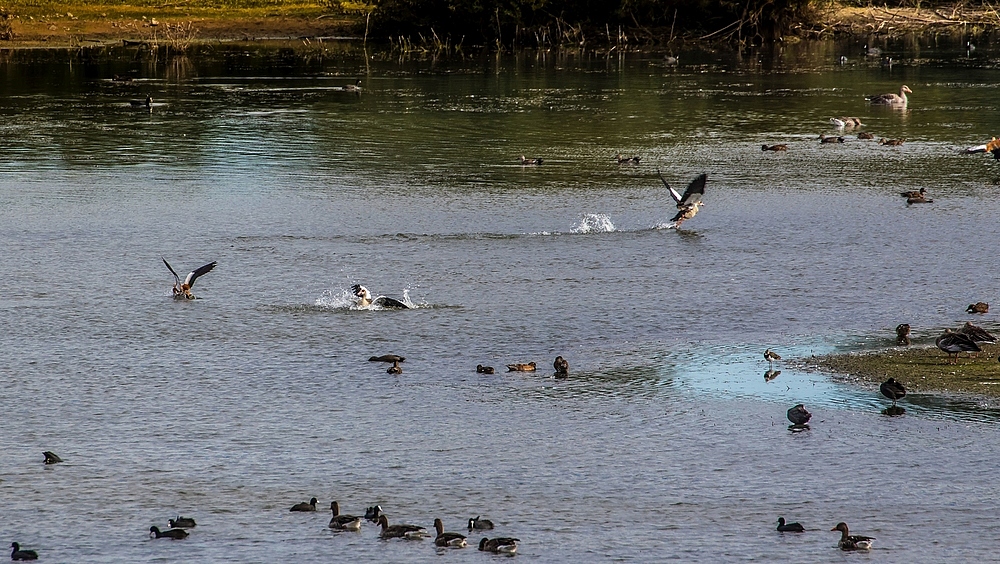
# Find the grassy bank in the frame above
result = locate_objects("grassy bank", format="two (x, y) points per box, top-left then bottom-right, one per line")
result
(811, 343), (1000, 398)
(0, 1), (998, 48)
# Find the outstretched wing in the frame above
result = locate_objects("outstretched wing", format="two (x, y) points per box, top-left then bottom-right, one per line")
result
(678, 174), (707, 207)
(162, 257), (181, 285)
(657, 169), (684, 204)
(351, 284), (367, 298)
(184, 261), (217, 288)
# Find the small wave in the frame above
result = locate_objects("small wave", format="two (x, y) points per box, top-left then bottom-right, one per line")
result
(572, 213), (616, 233)
(653, 221), (677, 230)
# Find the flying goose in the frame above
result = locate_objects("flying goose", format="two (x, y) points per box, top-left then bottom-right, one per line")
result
(658, 170), (707, 229)
(868, 85), (911, 106)
(433, 518), (468, 547)
(831, 522), (874, 551)
(162, 258), (216, 300)
(879, 378), (907, 406)
(351, 284), (410, 309)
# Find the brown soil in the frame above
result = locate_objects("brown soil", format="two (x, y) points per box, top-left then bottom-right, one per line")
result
(809, 4), (1000, 37)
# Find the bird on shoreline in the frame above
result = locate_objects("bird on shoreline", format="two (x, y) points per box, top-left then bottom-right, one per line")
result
(868, 84), (911, 106)
(290, 497), (318, 512)
(328, 501), (362, 531)
(376, 514), (427, 539)
(149, 526), (188, 539)
(162, 258), (216, 300)
(936, 329), (981, 364)
(832, 522), (874, 550)
(967, 302), (989, 314)
(895, 323), (911, 346)
(787, 404), (811, 427)
(42, 451), (63, 464)
(777, 517), (805, 532)
(959, 322), (997, 343)
(658, 170), (707, 229)
(764, 349), (781, 367)
(433, 518), (468, 547)
(880, 378), (907, 406)
(761, 144), (787, 151)
(10, 543), (38, 561)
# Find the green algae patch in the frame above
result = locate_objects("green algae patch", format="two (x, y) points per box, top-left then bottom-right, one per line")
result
(813, 344), (1000, 397)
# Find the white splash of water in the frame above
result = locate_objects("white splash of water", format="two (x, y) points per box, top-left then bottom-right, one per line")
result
(653, 221), (678, 230)
(571, 213), (616, 233)
(314, 288), (356, 309)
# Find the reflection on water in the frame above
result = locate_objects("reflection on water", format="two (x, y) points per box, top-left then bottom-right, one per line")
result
(3, 38), (1000, 561)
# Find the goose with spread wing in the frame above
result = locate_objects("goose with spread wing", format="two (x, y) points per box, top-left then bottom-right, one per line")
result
(351, 284), (411, 309)
(163, 258), (217, 300)
(658, 170), (707, 229)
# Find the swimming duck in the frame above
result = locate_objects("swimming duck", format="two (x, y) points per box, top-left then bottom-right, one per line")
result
(907, 194), (933, 204)
(369, 354), (405, 363)
(879, 377), (907, 405)
(831, 522), (874, 551)
(959, 322), (997, 343)
(936, 329), (981, 364)
(819, 134), (845, 144)
(9, 543), (38, 561)
(879, 138), (905, 146)
(786, 404), (811, 426)
(149, 526), (188, 539)
(468, 516), (494, 530)
(476, 365), (495, 374)
(507, 362), (536, 372)
(830, 117), (863, 128)
(858, 131), (874, 139)
(478, 537), (519, 554)
(130, 95), (152, 108)
(761, 144), (787, 151)
(345, 79), (362, 92)
(896, 323), (911, 346)
(899, 187), (925, 198)
(764, 349), (781, 367)
(351, 284), (410, 309)
(553, 356), (569, 377)
(967, 302), (989, 314)
(776, 517), (805, 532)
(433, 518), (468, 547)
(42, 451), (63, 464)
(290, 497), (318, 512)
(387, 360), (403, 374)
(519, 156), (543, 165)
(658, 170), (707, 229)
(162, 258), (217, 300)
(364, 505), (383, 523)
(868, 85), (911, 106)
(168, 517), (196, 528)
(328, 501), (362, 531)
(616, 154), (641, 164)
(376, 514), (427, 539)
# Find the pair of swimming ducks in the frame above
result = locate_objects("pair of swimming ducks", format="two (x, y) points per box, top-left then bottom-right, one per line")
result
(775, 520), (875, 551)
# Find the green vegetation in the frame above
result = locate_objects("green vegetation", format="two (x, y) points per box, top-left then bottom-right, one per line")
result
(813, 344), (1000, 398)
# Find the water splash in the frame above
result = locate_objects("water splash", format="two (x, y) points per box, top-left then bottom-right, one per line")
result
(314, 287), (421, 310)
(571, 213), (616, 233)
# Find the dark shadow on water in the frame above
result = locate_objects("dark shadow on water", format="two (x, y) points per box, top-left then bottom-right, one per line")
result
(881, 405), (906, 417)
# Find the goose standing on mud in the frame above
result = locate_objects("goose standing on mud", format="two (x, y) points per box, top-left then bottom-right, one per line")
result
(351, 284), (410, 309)
(868, 85), (912, 106)
(163, 258), (216, 300)
(935, 329), (981, 363)
(657, 170), (707, 229)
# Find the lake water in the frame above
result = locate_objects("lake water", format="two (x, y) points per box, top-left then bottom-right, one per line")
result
(2, 37), (1000, 561)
